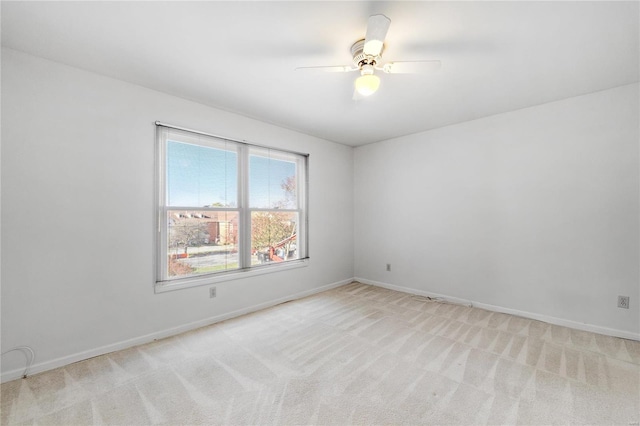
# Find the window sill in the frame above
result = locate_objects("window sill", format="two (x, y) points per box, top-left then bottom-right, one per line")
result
(154, 258), (310, 294)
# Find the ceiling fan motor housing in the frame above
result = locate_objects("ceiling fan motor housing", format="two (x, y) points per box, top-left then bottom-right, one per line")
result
(351, 39), (382, 68)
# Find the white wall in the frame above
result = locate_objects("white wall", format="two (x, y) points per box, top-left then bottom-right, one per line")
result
(2, 46), (638, 383)
(355, 83), (639, 338)
(1, 48), (354, 381)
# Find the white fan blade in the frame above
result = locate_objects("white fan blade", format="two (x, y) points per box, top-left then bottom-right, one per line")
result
(381, 60), (442, 74)
(363, 14), (391, 56)
(295, 65), (356, 73)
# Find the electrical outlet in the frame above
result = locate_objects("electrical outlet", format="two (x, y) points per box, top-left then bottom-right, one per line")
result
(618, 296), (629, 309)
(210, 287), (217, 298)
(386, 264), (391, 272)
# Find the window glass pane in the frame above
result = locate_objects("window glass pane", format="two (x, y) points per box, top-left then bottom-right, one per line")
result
(251, 211), (299, 265)
(167, 141), (237, 207)
(249, 151), (297, 209)
(167, 210), (239, 277)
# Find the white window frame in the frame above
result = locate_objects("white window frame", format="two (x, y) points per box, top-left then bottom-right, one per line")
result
(155, 123), (309, 293)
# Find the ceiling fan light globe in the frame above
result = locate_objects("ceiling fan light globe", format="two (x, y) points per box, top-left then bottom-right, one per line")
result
(355, 74), (380, 96)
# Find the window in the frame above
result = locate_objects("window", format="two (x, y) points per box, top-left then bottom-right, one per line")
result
(156, 124), (308, 289)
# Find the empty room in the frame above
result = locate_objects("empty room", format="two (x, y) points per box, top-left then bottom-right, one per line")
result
(1, 1), (638, 425)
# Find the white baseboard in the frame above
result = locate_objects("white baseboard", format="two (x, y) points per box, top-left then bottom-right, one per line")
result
(354, 277), (640, 342)
(0, 278), (353, 384)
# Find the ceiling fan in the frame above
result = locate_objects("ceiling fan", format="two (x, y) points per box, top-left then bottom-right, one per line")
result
(296, 14), (441, 98)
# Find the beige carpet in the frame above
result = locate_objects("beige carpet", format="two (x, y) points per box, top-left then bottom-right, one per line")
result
(2, 282), (639, 425)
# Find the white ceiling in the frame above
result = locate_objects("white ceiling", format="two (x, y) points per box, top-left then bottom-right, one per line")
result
(2, 1), (638, 146)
